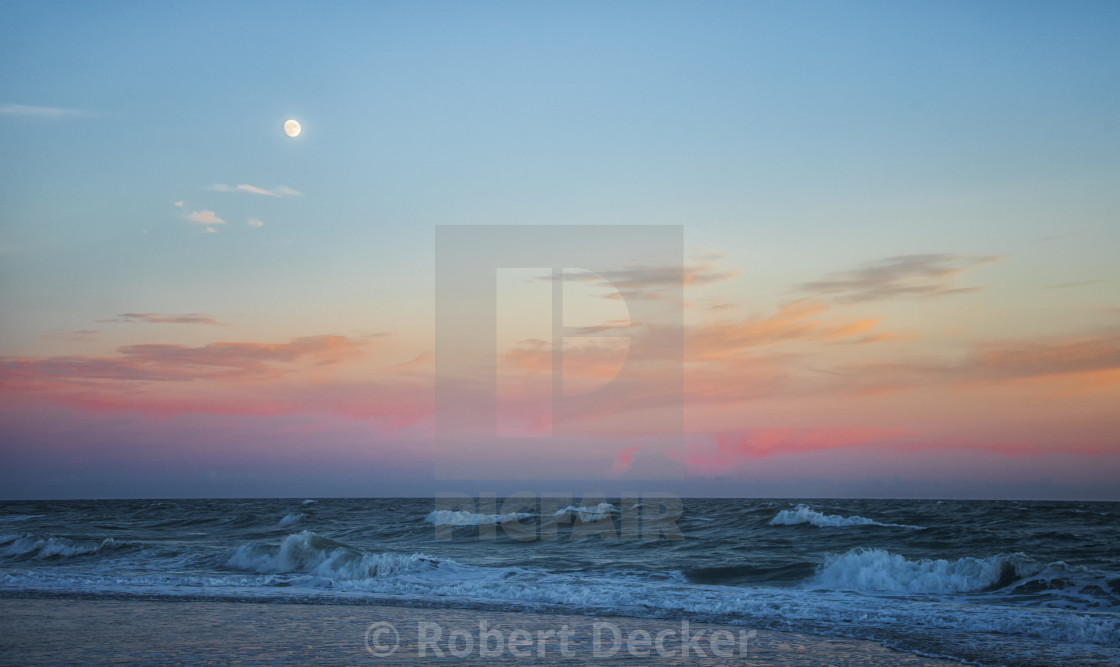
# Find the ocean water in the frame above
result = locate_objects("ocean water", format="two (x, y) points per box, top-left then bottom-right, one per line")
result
(1, 498), (1117, 665)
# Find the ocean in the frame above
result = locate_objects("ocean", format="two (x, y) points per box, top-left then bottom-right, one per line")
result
(1, 498), (1117, 665)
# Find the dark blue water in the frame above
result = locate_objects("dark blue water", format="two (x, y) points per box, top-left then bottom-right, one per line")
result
(2, 498), (1118, 665)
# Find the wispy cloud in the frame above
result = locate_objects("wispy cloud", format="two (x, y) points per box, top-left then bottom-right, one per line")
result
(0, 104), (82, 118)
(970, 334), (1120, 382)
(827, 329), (1120, 397)
(506, 337), (632, 379)
(1048, 280), (1105, 289)
(502, 300), (904, 412)
(493, 299), (908, 431)
(208, 184), (302, 197)
(800, 254), (1000, 303)
(40, 329), (99, 343)
(103, 313), (224, 326)
(1034, 231), (1083, 243)
(173, 200), (186, 208)
(247, 217), (265, 228)
(1, 335), (366, 386)
(537, 253), (738, 301)
(686, 300), (895, 361)
(183, 210), (224, 233)
(0, 335), (434, 431)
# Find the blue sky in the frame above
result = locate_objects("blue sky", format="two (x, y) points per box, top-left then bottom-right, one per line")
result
(2, 1), (1119, 498)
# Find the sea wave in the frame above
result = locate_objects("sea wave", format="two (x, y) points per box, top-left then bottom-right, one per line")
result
(278, 513), (305, 527)
(2, 541), (1117, 652)
(0, 532), (128, 560)
(808, 547), (1033, 594)
(226, 531), (439, 580)
(553, 503), (616, 521)
(424, 510), (536, 526)
(769, 504), (922, 529)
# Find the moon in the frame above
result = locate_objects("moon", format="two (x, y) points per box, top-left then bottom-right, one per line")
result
(283, 119), (301, 138)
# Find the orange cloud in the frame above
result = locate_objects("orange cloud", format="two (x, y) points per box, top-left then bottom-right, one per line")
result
(505, 300), (901, 377)
(972, 335), (1120, 380)
(831, 331), (1120, 397)
(0, 332), (444, 432)
(687, 300), (898, 362)
(505, 338), (630, 380)
(0, 335), (367, 390)
(493, 300), (908, 431)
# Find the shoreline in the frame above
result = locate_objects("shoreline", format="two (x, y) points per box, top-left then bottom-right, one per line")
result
(0, 597), (961, 665)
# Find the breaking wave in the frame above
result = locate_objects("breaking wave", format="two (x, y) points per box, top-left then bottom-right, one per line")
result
(553, 503), (616, 521)
(226, 531), (439, 580)
(278, 513), (305, 527)
(769, 504), (922, 529)
(424, 510), (536, 526)
(808, 547), (1033, 595)
(0, 533), (128, 560)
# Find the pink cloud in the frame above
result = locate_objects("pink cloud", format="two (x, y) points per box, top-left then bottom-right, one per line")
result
(677, 427), (913, 475)
(674, 428), (1114, 477)
(611, 445), (642, 476)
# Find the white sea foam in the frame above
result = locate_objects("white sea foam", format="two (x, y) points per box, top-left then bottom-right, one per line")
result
(301, 499), (318, 505)
(424, 510), (536, 526)
(808, 547), (1033, 595)
(226, 531), (438, 580)
(0, 533), (126, 560)
(324, 561), (1120, 647)
(278, 513), (305, 527)
(769, 504), (922, 529)
(3, 542), (1117, 651)
(553, 503), (616, 521)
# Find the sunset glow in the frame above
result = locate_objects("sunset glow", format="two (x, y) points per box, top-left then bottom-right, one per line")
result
(1, 2), (1117, 500)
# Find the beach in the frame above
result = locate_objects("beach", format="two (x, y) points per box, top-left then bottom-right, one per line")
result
(0, 598), (960, 665)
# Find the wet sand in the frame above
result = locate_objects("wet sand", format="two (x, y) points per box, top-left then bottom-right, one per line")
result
(0, 597), (961, 665)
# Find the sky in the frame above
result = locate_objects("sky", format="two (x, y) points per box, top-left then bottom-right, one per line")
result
(1, 1), (1118, 499)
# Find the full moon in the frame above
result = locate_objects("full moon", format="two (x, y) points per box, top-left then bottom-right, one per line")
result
(283, 119), (301, 138)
